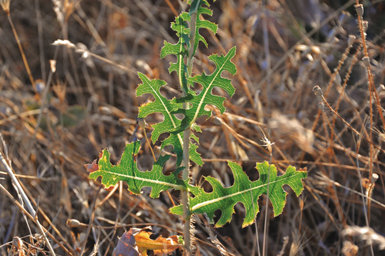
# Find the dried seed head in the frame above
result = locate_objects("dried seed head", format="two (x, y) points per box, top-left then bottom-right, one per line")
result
(0, 0), (10, 13)
(371, 173), (379, 183)
(261, 136), (273, 155)
(342, 226), (385, 250)
(311, 45), (321, 55)
(342, 240), (358, 256)
(313, 85), (323, 97)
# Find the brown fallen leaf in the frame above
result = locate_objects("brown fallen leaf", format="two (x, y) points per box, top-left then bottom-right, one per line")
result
(113, 230), (139, 256)
(134, 230), (182, 256)
(113, 229), (182, 256)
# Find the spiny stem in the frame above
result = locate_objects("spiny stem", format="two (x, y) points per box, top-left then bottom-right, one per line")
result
(181, 109), (192, 255)
(181, 1), (202, 254)
(181, 42), (193, 256)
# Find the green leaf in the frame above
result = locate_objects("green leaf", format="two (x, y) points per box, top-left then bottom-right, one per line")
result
(136, 72), (181, 144)
(160, 0), (217, 89)
(179, 46), (236, 129)
(89, 141), (186, 198)
(188, 0), (218, 56)
(170, 161), (307, 227)
(136, 72), (202, 166)
(160, 12), (190, 91)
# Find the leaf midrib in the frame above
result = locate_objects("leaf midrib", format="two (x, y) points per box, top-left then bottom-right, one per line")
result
(191, 172), (303, 211)
(145, 78), (185, 148)
(100, 170), (184, 190)
(191, 50), (233, 124)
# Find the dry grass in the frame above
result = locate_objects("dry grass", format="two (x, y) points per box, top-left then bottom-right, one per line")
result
(0, 0), (385, 255)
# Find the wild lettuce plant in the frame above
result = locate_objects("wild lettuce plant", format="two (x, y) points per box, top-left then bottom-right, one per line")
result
(88, 0), (307, 254)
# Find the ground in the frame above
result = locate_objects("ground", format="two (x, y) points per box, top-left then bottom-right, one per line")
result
(0, 0), (385, 255)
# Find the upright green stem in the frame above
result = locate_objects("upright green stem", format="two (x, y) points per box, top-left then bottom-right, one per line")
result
(186, 0), (199, 73)
(181, 88), (191, 255)
(181, 2), (200, 254)
(182, 129), (191, 255)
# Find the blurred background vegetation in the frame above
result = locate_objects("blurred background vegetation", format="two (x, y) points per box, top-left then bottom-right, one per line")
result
(0, 0), (385, 255)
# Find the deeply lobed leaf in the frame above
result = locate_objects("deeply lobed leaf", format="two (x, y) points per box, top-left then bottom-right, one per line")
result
(189, 0), (218, 56)
(89, 145), (307, 228)
(170, 161), (307, 227)
(161, 0), (218, 90)
(178, 46), (237, 130)
(89, 141), (186, 198)
(160, 12), (190, 91)
(136, 72), (202, 166)
(136, 72), (181, 144)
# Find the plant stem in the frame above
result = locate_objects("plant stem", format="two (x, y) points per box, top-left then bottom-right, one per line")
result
(181, 2), (200, 254)
(262, 3), (270, 254)
(182, 128), (191, 255)
(186, 1), (198, 74)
